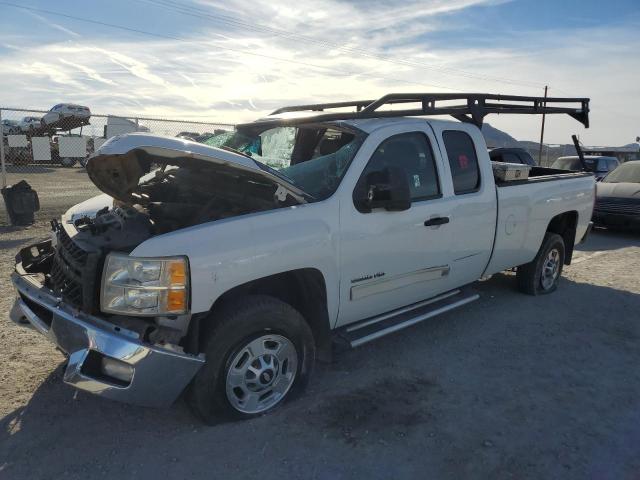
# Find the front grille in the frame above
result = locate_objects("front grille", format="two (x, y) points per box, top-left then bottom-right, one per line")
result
(58, 225), (88, 264)
(595, 197), (640, 216)
(48, 226), (101, 312)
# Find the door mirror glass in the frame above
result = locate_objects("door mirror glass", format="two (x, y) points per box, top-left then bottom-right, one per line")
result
(354, 166), (411, 213)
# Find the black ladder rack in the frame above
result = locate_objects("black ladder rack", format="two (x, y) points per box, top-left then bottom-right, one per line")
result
(240, 93), (590, 129)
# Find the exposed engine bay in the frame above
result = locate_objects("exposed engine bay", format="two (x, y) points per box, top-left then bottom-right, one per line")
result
(82, 153), (300, 244)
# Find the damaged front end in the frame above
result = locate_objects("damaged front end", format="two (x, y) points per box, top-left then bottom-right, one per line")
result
(10, 133), (309, 406)
(85, 133), (307, 234)
(20, 133), (308, 313)
(11, 234), (205, 406)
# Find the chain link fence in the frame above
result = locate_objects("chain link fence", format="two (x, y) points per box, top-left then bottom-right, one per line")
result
(0, 106), (593, 227)
(1, 107), (234, 227)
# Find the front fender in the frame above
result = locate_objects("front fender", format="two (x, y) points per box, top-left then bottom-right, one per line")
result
(131, 199), (341, 323)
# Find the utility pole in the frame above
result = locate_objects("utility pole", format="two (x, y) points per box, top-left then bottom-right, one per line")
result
(0, 109), (6, 189)
(538, 85), (548, 165)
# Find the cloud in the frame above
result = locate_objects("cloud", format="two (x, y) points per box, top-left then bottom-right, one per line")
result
(0, 0), (637, 145)
(58, 59), (117, 86)
(11, 61), (87, 91)
(24, 10), (80, 38)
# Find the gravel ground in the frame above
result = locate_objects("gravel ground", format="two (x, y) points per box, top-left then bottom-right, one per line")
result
(0, 166), (100, 226)
(0, 219), (639, 479)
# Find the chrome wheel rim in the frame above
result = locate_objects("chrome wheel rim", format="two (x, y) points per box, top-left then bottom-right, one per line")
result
(541, 248), (561, 290)
(225, 334), (298, 414)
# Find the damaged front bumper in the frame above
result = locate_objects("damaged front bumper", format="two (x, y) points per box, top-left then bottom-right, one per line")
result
(10, 264), (204, 407)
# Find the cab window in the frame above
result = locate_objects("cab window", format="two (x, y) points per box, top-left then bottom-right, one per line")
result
(361, 132), (440, 201)
(442, 130), (481, 194)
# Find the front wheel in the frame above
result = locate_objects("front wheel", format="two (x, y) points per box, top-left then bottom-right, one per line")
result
(187, 295), (315, 424)
(516, 232), (565, 295)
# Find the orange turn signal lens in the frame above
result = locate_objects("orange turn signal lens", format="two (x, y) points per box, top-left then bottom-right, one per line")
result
(168, 261), (187, 286)
(166, 289), (186, 312)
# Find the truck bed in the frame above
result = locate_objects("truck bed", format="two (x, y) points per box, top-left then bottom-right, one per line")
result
(495, 166), (592, 187)
(484, 168), (595, 276)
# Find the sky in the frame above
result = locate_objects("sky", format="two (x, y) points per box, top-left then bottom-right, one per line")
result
(0, 0), (638, 145)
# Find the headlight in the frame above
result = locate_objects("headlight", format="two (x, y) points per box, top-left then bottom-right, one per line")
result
(101, 253), (189, 316)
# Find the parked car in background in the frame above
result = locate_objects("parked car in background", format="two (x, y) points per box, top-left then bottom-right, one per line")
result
(489, 147), (536, 166)
(41, 104), (91, 127)
(1, 119), (21, 134)
(552, 155), (619, 181)
(19, 116), (42, 132)
(593, 160), (640, 231)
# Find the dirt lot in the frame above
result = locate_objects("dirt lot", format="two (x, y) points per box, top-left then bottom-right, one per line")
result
(0, 166), (100, 226)
(0, 212), (639, 478)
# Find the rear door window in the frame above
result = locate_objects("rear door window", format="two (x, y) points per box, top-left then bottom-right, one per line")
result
(442, 130), (481, 194)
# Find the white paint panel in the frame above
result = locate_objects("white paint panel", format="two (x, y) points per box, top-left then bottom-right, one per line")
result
(59, 137), (87, 158)
(31, 136), (51, 161)
(484, 175), (595, 276)
(7, 135), (28, 148)
(350, 266), (450, 301)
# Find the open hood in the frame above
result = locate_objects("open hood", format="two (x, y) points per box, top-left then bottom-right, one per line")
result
(87, 133), (308, 205)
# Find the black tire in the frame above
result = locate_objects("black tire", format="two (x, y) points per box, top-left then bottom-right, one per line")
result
(517, 232), (565, 295)
(187, 295), (315, 424)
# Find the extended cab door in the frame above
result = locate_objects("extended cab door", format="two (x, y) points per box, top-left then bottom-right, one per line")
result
(337, 124), (457, 327)
(427, 122), (497, 288)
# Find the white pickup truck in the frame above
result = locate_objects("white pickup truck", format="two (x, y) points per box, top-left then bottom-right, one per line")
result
(10, 93), (595, 423)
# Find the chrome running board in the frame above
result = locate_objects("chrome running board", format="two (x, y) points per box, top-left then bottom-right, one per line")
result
(337, 288), (479, 348)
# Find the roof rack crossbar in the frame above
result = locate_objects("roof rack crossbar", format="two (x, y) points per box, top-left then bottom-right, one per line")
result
(270, 100), (375, 115)
(249, 93), (590, 129)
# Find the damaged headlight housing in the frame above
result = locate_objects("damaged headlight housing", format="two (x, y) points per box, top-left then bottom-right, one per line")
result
(101, 253), (189, 316)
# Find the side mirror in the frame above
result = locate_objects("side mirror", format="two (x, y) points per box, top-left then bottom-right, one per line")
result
(354, 166), (411, 213)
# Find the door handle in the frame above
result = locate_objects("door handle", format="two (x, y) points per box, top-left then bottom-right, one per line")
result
(424, 217), (450, 227)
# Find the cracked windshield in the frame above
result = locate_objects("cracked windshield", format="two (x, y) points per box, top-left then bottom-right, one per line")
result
(205, 126), (364, 200)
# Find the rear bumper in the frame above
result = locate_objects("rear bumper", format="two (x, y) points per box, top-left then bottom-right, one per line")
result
(10, 267), (204, 407)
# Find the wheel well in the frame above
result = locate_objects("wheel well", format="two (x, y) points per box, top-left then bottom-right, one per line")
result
(188, 269), (333, 362)
(546, 211), (578, 264)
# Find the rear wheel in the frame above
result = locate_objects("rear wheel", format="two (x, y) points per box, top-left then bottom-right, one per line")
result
(516, 232), (565, 295)
(187, 295), (315, 424)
